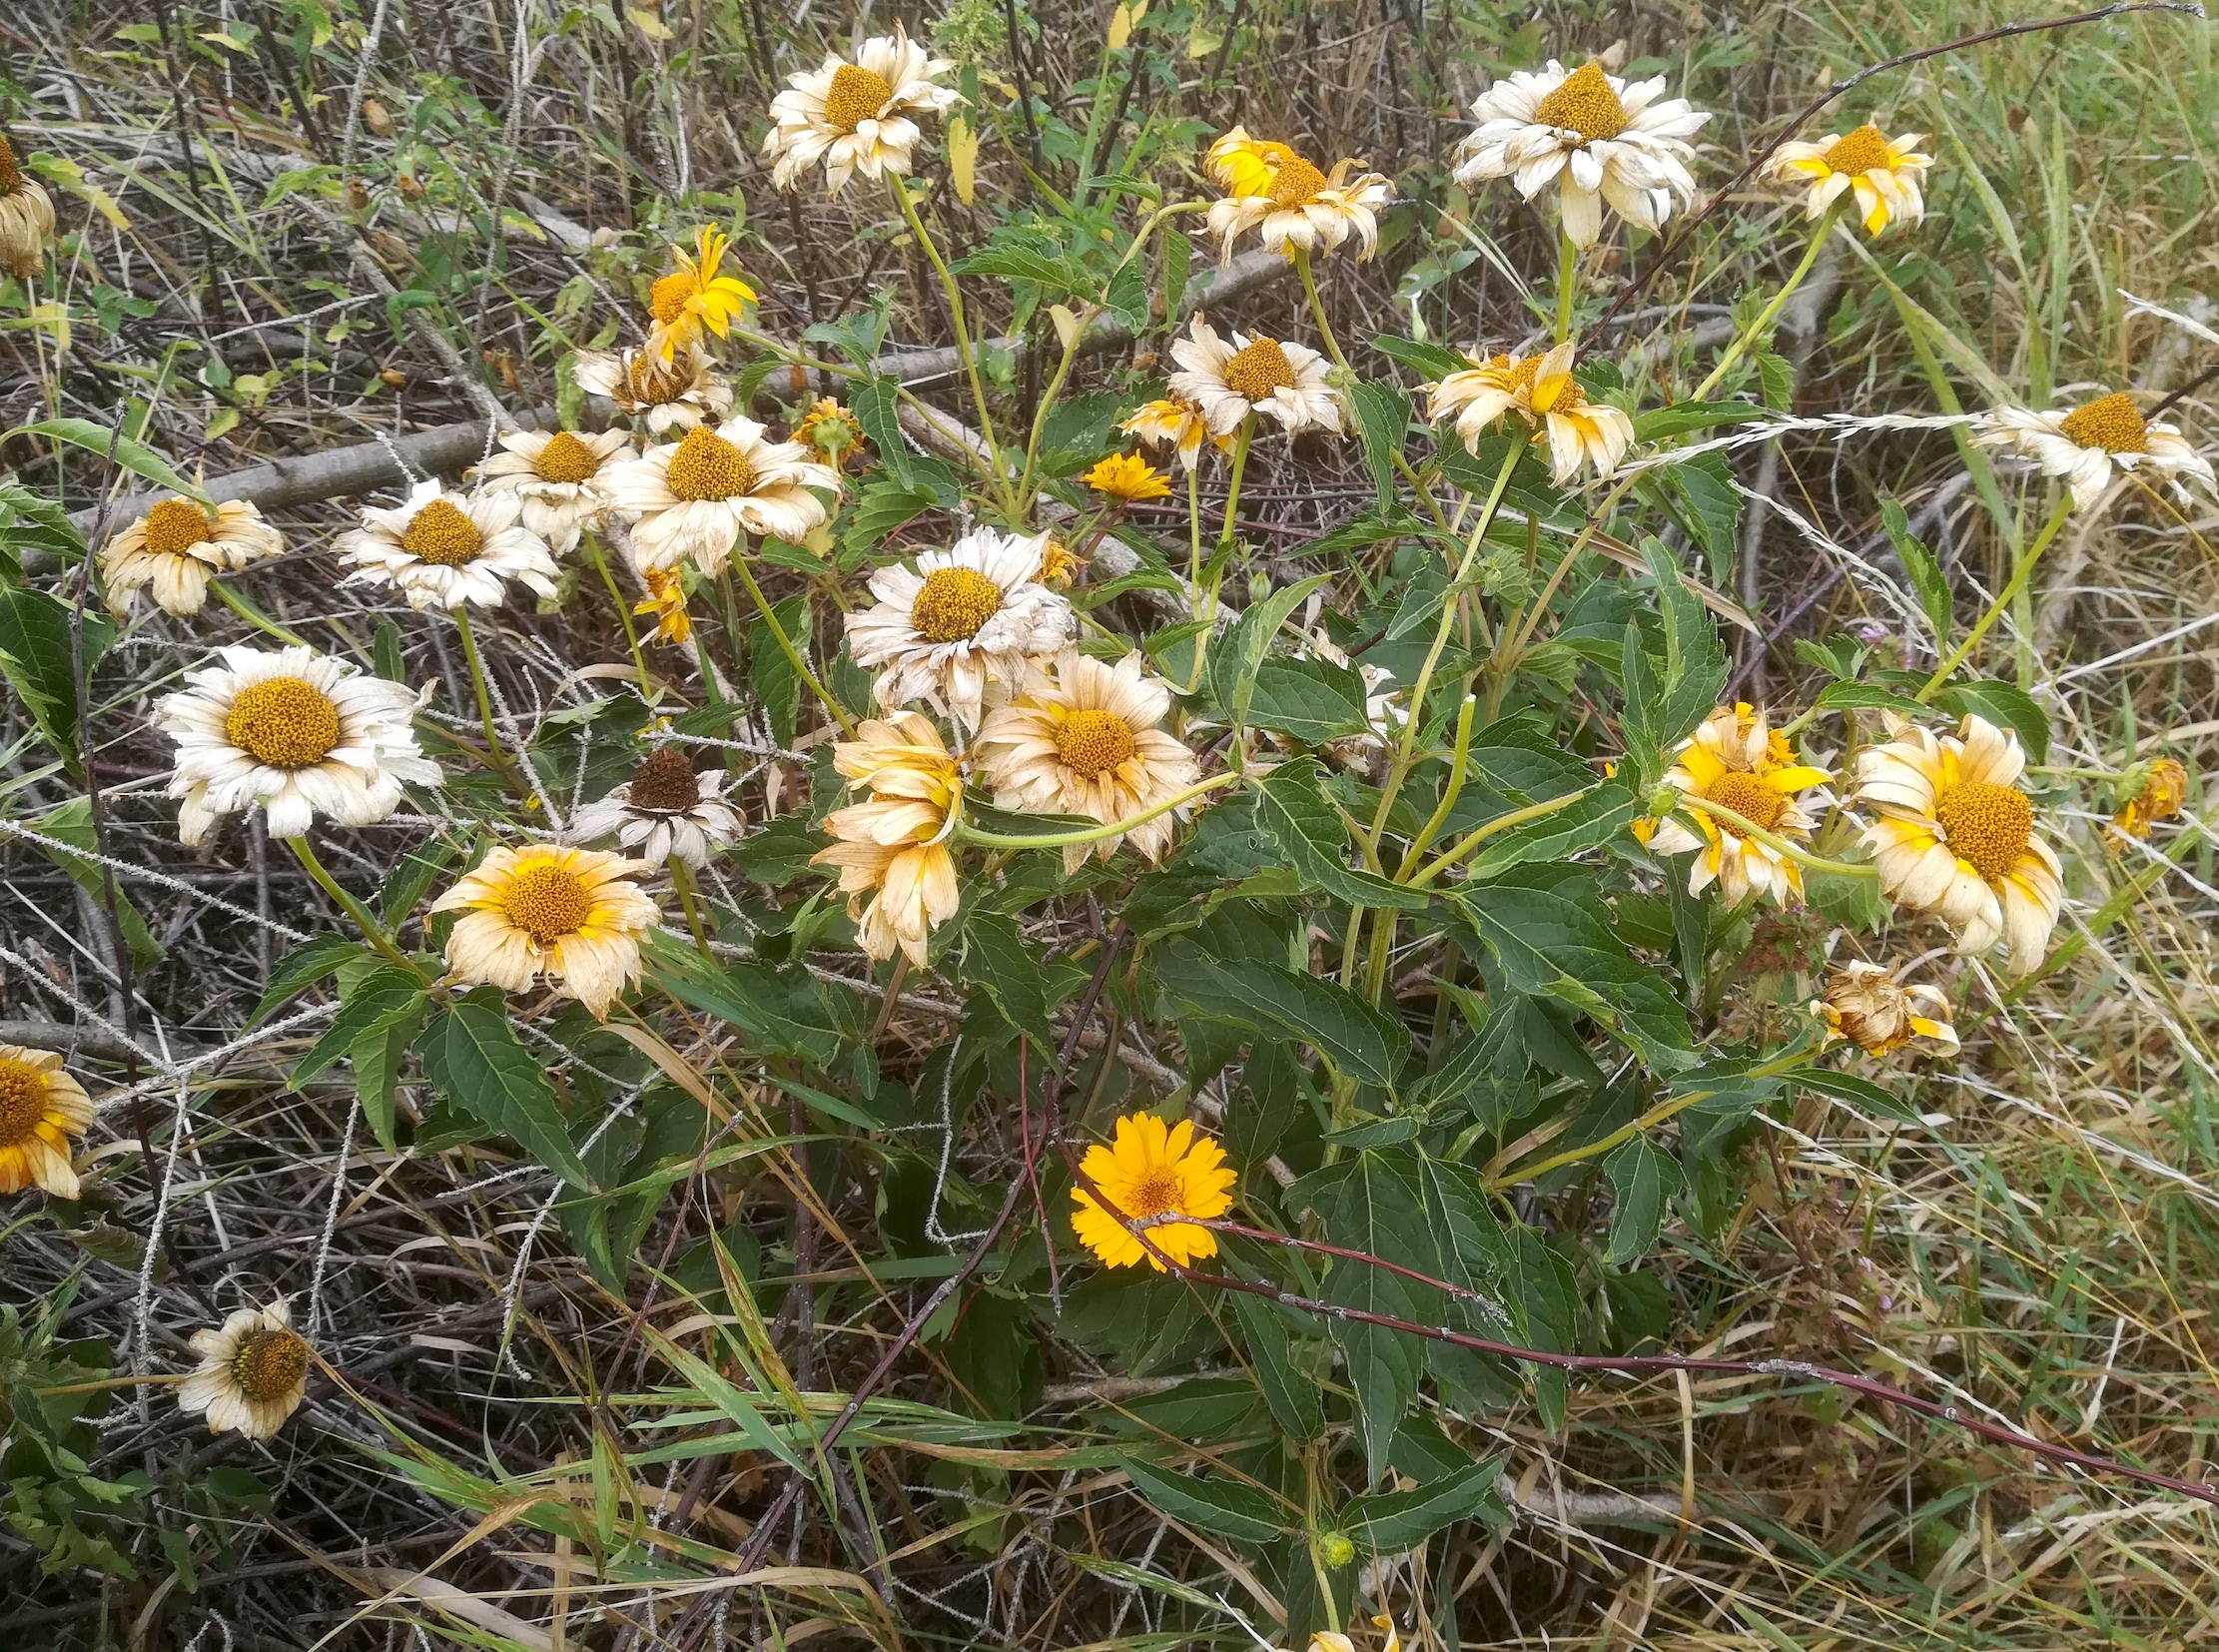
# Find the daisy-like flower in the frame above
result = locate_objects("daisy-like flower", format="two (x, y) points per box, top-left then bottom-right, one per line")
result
(0, 1044), (93, 1200)
(100, 495), (285, 617)
(1070, 1111), (1237, 1271)
(176, 1300), (311, 1441)
(573, 343), (736, 435)
(569, 748), (741, 869)
(1812, 960), (1959, 1059)
(1766, 123), (1932, 236)
(1854, 713), (2064, 974)
(156, 643), (439, 845)
(2110, 756), (2188, 841)
(1427, 340), (1635, 484)
(339, 480), (558, 611)
(601, 417), (839, 577)
(644, 226), (756, 363)
(844, 527), (1076, 730)
(1121, 396), (1236, 471)
(476, 427), (631, 555)
(1166, 318), (1344, 436)
(1039, 538), (1083, 589)
(1452, 59), (1707, 248)
(0, 135), (56, 280)
(762, 28), (961, 195)
(1302, 1618), (1404, 1652)
(1974, 393), (2215, 513)
(1640, 702), (1832, 906)
(1085, 451), (1171, 502)
(975, 649), (1203, 874)
(809, 713), (964, 968)
(1202, 128), (1391, 265)
(430, 843), (660, 1018)
(798, 397), (866, 471)
(633, 565), (693, 646)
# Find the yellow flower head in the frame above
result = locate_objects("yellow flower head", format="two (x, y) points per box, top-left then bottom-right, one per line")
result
(1120, 397), (1236, 471)
(1202, 128), (1390, 263)
(1812, 960), (1959, 1059)
(810, 714), (965, 969)
(1070, 1111), (1236, 1271)
(1640, 702), (1832, 907)
(1426, 341), (1634, 484)
(647, 226), (757, 363)
(1039, 537), (1083, 589)
(1085, 451), (1171, 502)
(1767, 124), (1933, 237)
(800, 397), (866, 470)
(430, 843), (660, 1017)
(0, 1044), (93, 1200)
(633, 565), (694, 646)
(2110, 756), (2188, 841)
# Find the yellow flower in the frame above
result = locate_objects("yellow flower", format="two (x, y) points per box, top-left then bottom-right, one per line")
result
(762, 28), (962, 195)
(1120, 396), (1236, 471)
(809, 713), (965, 968)
(1426, 340), (1634, 484)
(1812, 961), (1959, 1058)
(1202, 128), (1390, 264)
(430, 843), (660, 1017)
(1070, 1112), (1236, 1271)
(646, 226), (756, 363)
(0, 1044), (93, 1200)
(0, 135), (56, 280)
(1975, 394), (2214, 513)
(1854, 714), (2063, 974)
(1084, 451), (1171, 501)
(1039, 538), (1083, 589)
(1302, 1618), (1403, 1652)
(633, 566), (694, 646)
(1767, 124), (1932, 237)
(799, 397), (866, 470)
(100, 496), (285, 617)
(2110, 756), (2188, 841)
(1641, 703), (1832, 906)
(177, 1301), (312, 1440)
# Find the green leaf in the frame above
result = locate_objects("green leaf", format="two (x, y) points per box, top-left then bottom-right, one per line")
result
(1153, 943), (1411, 1090)
(377, 841), (458, 926)
(1371, 334), (1471, 381)
(1458, 784), (1632, 883)
(1756, 352), (1795, 413)
(848, 376), (917, 488)
(2, 417), (213, 505)
(1603, 1136), (1684, 1263)
(1102, 261), (1149, 332)
(950, 241), (1087, 292)
(800, 290), (892, 366)
(354, 1005), (424, 1156)
(1118, 1458), (1289, 1546)
(248, 935), (365, 1027)
(749, 592), (810, 748)
(0, 585), (116, 769)
(1250, 759), (1427, 911)
(31, 799), (161, 969)
(1244, 657), (1372, 743)
(1349, 382), (1409, 510)
(1159, 222), (1190, 323)
(1880, 498), (1951, 644)
(419, 991), (590, 1189)
(1813, 679), (1922, 717)
(1630, 401), (1769, 442)
(0, 480), (89, 578)
(960, 909), (1052, 1038)
(1932, 678), (2049, 764)
(843, 476), (939, 552)
(288, 965), (428, 1089)
(1645, 538), (1729, 749)
(1782, 1065), (1921, 1126)
(1653, 449), (1740, 583)
(1341, 1459), (1505, 1552)
(1228, 1293), (1324, 1441)
(1205, 572), (1332, 732)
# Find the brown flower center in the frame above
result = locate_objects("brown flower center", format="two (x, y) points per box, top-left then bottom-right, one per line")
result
(1267, 154), (1328, 208)
(1125, 1165), (1185, 1219)
(1822, 124), (1892, 176)
(1705, 770), (1785, 831)
(500, 862), (595, 945)
(824, 64), (895, 132)
(0, 1056), (50, 1149)
(1223, 338), (1296, 403)
(2058, 392), (2150, 455)
(230, 1327), (310, 1402)
(224, 677), (342, 770)
(0, 136), (20, 197)
(623, 353), (691, 407)
(1934, 780), (2034, 880)
(666, 426), (757, 501)
(141, 497), (217, 557)
(625, 747), (702, 813)
(649, 271), (695, 326)
(533, 430), (602, 484)
(1533, 62), (1628, 143)
(400, 497), (484, 566)
(1055, 708), (1137, 779)
(910, 566), (1005, 643)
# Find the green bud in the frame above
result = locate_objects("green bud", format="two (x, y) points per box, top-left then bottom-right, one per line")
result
(1314, 1530), (1356, 1569)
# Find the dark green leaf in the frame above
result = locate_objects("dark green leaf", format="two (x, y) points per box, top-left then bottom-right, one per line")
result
(1603, 1136), (1684, 1263)
(1153, 944), (1411, 1089)
(843, 476), (939, 551)
(1349, 382), (1409, 510)
(1119, 1458), (1289, 1545)
(1228, 1293), (1324, 1441)
(960, 909), (1052, 1038)
(0, 586), (115, 768)
(1206, 572), (1332, 731)
(248, 935), (365, 1027)
(1250, 759), (1427, 910)
(3, 417), (213, 504)
(289, 965), (427, 1089)
(1782, 1065), (1921, 1126)
(1932, 679), (2049, 764)
(1881, 497), (1952, 645)
(354, 1005), (422, 1156)
(749, 592), (810, 748)
(31, 799), (161, 969)
(1159, 222), (1190, 322)
(419, 991), (590, 1189)
(1371, 334), (1471, 380)
(1245, 657), (1372, 742)
(1341, 1459), (1505, 1552)
(1458, 784), (1630, 882)
(1630, 402), (1769, 442)
(800, 290), (892, 366)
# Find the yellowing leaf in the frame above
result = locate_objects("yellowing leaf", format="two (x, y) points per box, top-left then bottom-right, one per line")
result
(27, 155), (130, 231)
(949, 114), (980, 207)
(206, 407), (241, 442)
(1186, 24), (1223, 59)
(1107, 3), (1133, 49)
(30, 302), (71, 352)
(1049, 305), (1081, 350)
(627, 6), (674, 40)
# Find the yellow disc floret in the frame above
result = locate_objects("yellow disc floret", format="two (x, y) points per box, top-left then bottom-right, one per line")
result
(1822, 124), (1892, 176)
(224, 677), (343, 770)
(230, 1328), (310, 1401)
(649, 271), (695, 326)
(665, 427), (756, 501)
(1224, 338), (1296, 403)
(0, 1055), (48, 1148)
(1705, 771), (1786, 831)
(1054, 708), (1137, 778)
(1934, 780), (2034, 879)
(910, 566), (1005, 642)
(1534, 62), (1628, 143)
(1267, 154), (1328, 208)
(401, 497), (484, 566)
(499, 861), (595, 944)
(533, 430), (602, 484)
(2059, 392), (2150, 455)
(824, 64), (895, 132)
(0, 135), (21, 197)
(1125, 1165), (1184, 1218)
(141, 497), (217, 556)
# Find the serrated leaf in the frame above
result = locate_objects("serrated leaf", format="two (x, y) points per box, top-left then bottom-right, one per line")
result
(32, 798), (161, 969)
(419, 991), (590, 1189)
(1603, 1136), (1684, 1263)
(1880, 497), (1951, 644)
(748, 592), (810, 747)
(1932, 678), (2049, 764)
(1250, 759), (1427, 910)
(800, 291), (892, 367)
(1654, 449), (1740, 583)
(1630, 401), (1769, 442)
(1783, 1065), (1921, 1126)
(354, 1005), (424, 1156)
(1119, 1458), (1288, 1545)
(959, 909), (1052, 1037)
(843, 476), (939, 551)
(1205, 572), (1332, 731)
(848, 376), (916, 488)
(1159, 223), (1190, 324)
(0, 586), (116, 770)
(1229, 1293), (1324, 1441)
(1342, 1459), (1505, 1552)
(1372, 333), (1471, 381)
(1153, 943), (1410, 1090)
(1458, 783), (1630, 882)
(1813, 679), (1923, 717)
(951, 240), (1088, 293)
(1755, 352), (1795, 413)
(289, 965), (427, 1089)
(1245, 656), (1372, 742)
(248, 935), (366, 1027)
(1349, 381), (1409, 510)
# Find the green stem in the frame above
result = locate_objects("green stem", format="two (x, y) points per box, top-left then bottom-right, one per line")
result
(670, 858), (714, 959)
(582, 531), (647, 684)
(955, 772), (1241, 850)
(1552, 228), (1579, 343)
(727, 552), (856, 736)
(890, 177), (1013, 516)
(1675, 793), (1877, 878)
(1017, 303), (1098, 504)
(211, 579), (310, 646)
(1404, 784), (1598, 890)
(1694, 203), (1841, 403)
(451, 607), (515, 777)
(1915, 492), (2074, 701)
(287, 836), (416, 972)
(1216, 417), (1252, 553)
(1292, 246), (1352, 375)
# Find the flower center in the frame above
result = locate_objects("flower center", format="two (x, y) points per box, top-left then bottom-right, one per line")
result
(224, 676), (343, 770)
(1934, 780), (2034, 880)
(910, 566), (1006, 643)
(1267, 154), (1328, 208)
(141, 496), (217, 557)
(500, 862), (595, 945)
(1533, 62), (1628, 143)
(534, 430), (602, 484)
(649, 271), (695, 326)
(0, 136), (20, 196)
(665, 426), (757, 501)
(1224, 338), (1296, 403)
(1705, 770), (1785, 831)
(824, 63), (895, 132)
(624, 352), (690, 406)
(400, 497), (484, 566)
(0, 1056), (49, 1149)
(1126, 1165), (1185, 1219)
(2058, 392), (2150, 455)
(626, 747), (703, 813)
(1823, 124), (1892, 175)
(1055, 708), (1137, 779)
(230, 1328), (310, 1402)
